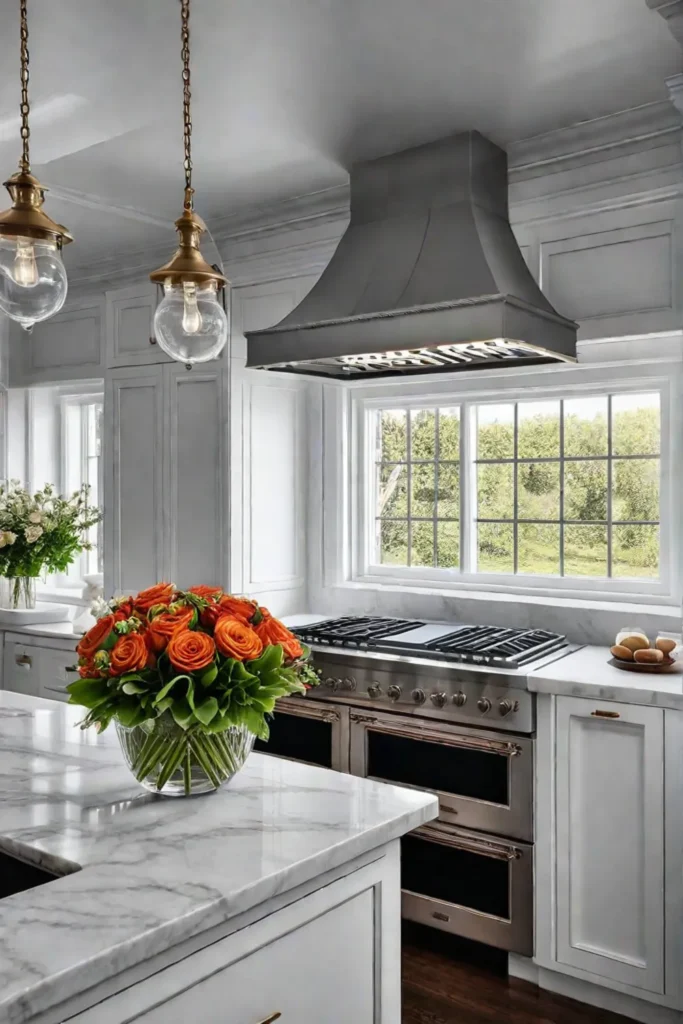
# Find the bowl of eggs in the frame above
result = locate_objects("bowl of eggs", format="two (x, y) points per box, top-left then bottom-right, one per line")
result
(610, 629), (680, 673)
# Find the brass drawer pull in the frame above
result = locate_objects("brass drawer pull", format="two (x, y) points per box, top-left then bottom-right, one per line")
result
(15, 653), (32, 668)
(591, 710), (620, 719)
(256, 1015), (281, 1024)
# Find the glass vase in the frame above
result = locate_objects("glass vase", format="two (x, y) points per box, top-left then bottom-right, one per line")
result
(0, 576), (37, 610)
(115, 714), (255, 797)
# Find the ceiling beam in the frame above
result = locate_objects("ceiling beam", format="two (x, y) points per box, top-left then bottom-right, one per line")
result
(646, 0), (683, 47)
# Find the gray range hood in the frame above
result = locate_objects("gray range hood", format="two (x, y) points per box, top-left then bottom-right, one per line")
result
(246, 131), (577, 379)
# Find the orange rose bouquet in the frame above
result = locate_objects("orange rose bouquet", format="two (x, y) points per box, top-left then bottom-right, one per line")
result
(67, 584), (318, 796)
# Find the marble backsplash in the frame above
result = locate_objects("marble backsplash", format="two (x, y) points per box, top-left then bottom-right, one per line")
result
(311, 583), (681, 647)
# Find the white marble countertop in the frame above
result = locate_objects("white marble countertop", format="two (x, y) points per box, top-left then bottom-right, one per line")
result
(0, 693), (436, 1024)
(3, 620), (84, 641)
(528, 644), (683, 710)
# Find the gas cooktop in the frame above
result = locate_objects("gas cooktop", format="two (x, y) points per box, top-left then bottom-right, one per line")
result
(291, 616), (568, 668)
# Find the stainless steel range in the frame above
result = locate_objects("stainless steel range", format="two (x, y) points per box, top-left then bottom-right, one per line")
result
(255, 615), (576, 957)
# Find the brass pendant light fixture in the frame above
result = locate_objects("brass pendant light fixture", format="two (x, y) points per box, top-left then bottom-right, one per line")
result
(150, 0), (228, 364)
(0, 0), (73, 332)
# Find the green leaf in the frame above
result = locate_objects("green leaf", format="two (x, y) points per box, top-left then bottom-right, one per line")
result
(193, 696), (219, 726)
(170, 697), (195, 730)
(116, 701), (148, 728)
(66, 678), (111, 709)
(154, 695), (175, 714)
(122, 681), (148, 695)
(200, 662), (218, 686)
(153, 674), (191, 706)
(243, 706), (268, 739)
(101, 630), (118, 652)
(248, 644), (283, 675)
(119, 672), (145, 684)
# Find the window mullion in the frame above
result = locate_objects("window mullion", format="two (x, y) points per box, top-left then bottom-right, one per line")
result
(607, 394), (613, 577)
(434, 409), (439, 568)
(406, 410), (412, 567)
(460, 402), (472, 573)
(513, 403), (518, 575)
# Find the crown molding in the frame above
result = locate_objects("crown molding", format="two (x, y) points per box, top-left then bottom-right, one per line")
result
(44, 183), (173, 230)
(64, 102), (683, 292)
(646, 0), (683, 46)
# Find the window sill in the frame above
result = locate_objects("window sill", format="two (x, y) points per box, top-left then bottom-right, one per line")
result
(329, 585), (679, 622)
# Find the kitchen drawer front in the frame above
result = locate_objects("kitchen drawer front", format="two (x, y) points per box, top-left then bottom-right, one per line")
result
(65, 852), (398, 1024)
(3, 642), (41, 697)
(39, 648), (80, 702)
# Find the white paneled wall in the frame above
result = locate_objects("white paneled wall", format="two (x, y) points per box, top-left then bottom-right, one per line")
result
(230, 277), (315, 615)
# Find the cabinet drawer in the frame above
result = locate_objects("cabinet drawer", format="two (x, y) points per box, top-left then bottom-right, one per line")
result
(39, 648), (80, 702)
(65, 854), (395, 1024)
(3, 642), (41, 696)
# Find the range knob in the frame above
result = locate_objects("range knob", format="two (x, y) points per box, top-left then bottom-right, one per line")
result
(411, 688), (426, 705)
(387, 684), (402, 701)
(452, 691), (467, 707)
(477, 697), (492, 714)
(324, 676), (339, 690)
(498, 699), (518, 717)
(367, 683), (382, 699)
(342, 677), (357, 692)
(431, 692), (448, 708)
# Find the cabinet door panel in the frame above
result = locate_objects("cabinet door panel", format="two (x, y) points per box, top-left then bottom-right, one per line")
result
(105, 368), (165, 595)
(124, 890), (373, 1024)
(106, 285), (168, 367)
(555, 696), (664, 993)
(165, 366), (227, 588)
(12, 301), (104, 384)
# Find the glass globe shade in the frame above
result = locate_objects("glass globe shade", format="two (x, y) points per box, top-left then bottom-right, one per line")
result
(154, 279), (228, 364)
(0, 234), (68, 330)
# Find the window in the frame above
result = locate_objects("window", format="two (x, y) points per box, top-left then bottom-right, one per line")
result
(366, 385), (665, 595)
(63, 393), (104, 577)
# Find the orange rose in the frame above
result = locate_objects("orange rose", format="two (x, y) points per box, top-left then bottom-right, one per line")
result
(167, 629), (216, 673)
(134, 582), (176, 613)
(202, 594), (257, 628)
(109, 633), (149, 676)
(113, 599), (135, 623)
(188, 585), (224, 600)
(146, 605), (196, 653)
(77, 614), (115, 660)
(214, 616), (263, 661)
(255, 616), (303, 662)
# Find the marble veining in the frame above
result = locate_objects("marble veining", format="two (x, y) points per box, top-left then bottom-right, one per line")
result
(528, 644), (683, 709)
(0, 693), (436, 1024)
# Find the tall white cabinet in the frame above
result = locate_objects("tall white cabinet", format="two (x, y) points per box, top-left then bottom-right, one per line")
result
(104, 362), (229, 595)
(534, 693), (683, 1018)
(554, 697), (664, 993)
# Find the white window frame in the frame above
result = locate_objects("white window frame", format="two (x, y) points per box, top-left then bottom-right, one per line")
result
(60, 387), (104, 583)
(344, 359), (680, 606)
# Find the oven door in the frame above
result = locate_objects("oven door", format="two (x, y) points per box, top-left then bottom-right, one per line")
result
(349, 709), (532, 840)
(254, 696), (349, 772)
(402, 822), (533, 955)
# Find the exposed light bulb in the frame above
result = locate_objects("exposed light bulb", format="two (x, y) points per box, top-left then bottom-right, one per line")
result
(13, 239), (38, 287)
(182, 280), (202, 334)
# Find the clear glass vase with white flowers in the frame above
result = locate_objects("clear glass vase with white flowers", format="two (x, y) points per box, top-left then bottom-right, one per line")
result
(0, 482), (103, 610)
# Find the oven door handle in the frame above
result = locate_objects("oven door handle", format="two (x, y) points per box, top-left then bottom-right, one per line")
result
(279, 703), (340, 724)
(349, 714), (522, 758)
(417, 824), (523, 862)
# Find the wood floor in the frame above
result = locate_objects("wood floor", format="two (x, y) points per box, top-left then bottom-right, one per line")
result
(402, 927), (633, 1024)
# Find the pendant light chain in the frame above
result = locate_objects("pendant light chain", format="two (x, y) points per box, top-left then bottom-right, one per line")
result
(181, 0), (193, 210)
(19, 0), (31, 173)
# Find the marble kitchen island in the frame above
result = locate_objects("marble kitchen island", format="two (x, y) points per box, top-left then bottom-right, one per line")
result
(0, 693), (437, 1024)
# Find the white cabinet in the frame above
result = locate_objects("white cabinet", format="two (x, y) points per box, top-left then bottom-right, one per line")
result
(65, 846), (400, 1024)
(535, 694), (683, 1014)
(10, 297), (105, 385)
(104, 364), (229, 595)
(3, 640), (79, 701)
(105, 283), (169, 368)
(165, 364), (229, 587)
(104, 366), (165, 595)
(554, 696), (664, 993)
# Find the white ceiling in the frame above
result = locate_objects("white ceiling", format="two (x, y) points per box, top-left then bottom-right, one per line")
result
(0, 0), (680, 277)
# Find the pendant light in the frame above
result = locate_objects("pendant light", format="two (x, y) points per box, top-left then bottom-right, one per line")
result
(150, 0), (228, 365)
(0, 0), (72, 331)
